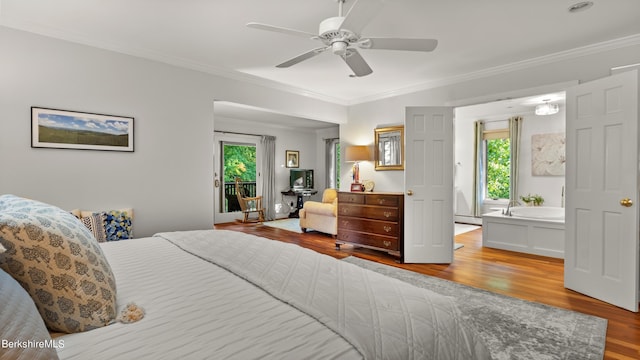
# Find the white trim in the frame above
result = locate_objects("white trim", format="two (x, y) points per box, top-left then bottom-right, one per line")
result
(347, 34), (640, 105)
(3, 15), (639, 106)
(446, 81), (577, 108)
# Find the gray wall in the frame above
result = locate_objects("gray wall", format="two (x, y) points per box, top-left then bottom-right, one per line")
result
(341, 42), (640, 192)
(0, 27), (343, 236)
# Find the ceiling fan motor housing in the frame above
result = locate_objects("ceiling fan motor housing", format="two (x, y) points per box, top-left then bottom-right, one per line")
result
(319, 17), (359, 55)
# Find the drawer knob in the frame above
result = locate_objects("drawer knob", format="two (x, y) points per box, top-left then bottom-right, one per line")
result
(342, 220), (350, 226)
(384, 211), (392, 218)
(383, 240), (391, 247)
(378, 199), (386, 205)
(383, 225), (391, 233)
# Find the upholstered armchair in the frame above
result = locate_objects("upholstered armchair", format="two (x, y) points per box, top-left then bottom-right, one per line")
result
(299, 188), (338, 237)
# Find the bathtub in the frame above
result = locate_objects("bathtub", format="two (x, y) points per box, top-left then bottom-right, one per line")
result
(508, 206), (565, 220)
(482, 207), (565, 259)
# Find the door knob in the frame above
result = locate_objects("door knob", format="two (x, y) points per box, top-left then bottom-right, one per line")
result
(620, 198), (633, 207)
(406, 190), (413, 196)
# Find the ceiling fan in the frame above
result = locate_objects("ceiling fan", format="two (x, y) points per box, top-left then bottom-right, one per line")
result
(247, 0), (438, 77)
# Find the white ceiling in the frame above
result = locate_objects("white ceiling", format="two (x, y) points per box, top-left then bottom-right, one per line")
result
(2, 0), (639, 108)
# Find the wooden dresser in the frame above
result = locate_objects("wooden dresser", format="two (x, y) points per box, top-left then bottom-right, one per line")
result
(336, 192), (404, 261)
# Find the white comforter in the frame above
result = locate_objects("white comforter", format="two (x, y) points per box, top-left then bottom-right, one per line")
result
(56, 230), (490, 360)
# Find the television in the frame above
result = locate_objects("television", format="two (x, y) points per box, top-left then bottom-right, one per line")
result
(290, 169), (314, 190)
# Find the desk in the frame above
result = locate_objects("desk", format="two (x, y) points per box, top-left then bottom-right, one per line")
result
(281, 189), (317, 218)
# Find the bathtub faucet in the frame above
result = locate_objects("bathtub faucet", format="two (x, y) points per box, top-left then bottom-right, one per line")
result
(502, 200), (521, 216)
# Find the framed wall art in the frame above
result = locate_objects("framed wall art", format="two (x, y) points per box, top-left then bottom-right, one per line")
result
(531, 132), (565, 176)
(31, 107), (134, 152)
(285, 150), (299, 168)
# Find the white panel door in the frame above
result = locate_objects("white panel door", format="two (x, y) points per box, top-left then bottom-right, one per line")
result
(404, 107), (454, 263)
(565, 70), (639, 312)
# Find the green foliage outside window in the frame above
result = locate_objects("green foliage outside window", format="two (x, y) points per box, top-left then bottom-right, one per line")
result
(486, 138), (510, 199)
(223, 144), (256, 182)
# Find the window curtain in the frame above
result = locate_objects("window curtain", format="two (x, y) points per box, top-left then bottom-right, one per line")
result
(260, 135), (276, 221)
(472, 120), (485, 217)
(508, 116), (523, 203)
(378, 133), (401, 166)
(325, 138), (339, 189)
(390, 134), (401, 165)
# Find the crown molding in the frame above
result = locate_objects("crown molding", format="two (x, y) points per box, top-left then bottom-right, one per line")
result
(0, 19), (350, 106)
(345, 33), (640, 105)
(3, 15), (639, 108)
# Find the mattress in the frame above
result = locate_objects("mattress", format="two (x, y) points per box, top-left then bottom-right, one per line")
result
(56, 229), (490, 359)
(55, 235), (360, 360)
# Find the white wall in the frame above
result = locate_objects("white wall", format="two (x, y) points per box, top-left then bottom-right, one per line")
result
(342, 43), (640, 196)
(0, 27), (345, 236)
(517, 109), (566, 207)
(3, 26), (639, 234)
(454, 105), (566, 218)
(214, 116), (338, 217)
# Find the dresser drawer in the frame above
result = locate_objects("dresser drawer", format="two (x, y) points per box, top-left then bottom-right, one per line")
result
(339, 204), (399, 221)
(337, 230), (399, 251)
(338, 192), (365, 204)
(338, 217), (399, 237)
(364, 194), (400, 207)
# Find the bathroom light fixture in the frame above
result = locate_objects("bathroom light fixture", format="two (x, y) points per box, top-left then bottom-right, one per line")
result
(535, 100), (559, 116)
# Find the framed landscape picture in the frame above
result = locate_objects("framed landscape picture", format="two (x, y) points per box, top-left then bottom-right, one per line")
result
(31, 107), (134, 152)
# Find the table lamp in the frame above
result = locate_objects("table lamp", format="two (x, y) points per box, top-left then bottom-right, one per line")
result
(345, 145), (371, 191)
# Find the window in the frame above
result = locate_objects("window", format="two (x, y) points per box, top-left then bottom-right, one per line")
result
(222, 142), (257, 212)
(483, 128), (510, 200)
(326, 138), (340, 189)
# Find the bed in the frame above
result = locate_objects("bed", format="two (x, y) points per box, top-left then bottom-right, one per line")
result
(0, 195), (490, 360)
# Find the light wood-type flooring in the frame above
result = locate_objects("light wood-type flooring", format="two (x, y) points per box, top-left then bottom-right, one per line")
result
(214, 221), (640, 359)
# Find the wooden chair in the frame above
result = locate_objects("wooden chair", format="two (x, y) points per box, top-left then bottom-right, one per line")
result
(235, 178), (265, 223)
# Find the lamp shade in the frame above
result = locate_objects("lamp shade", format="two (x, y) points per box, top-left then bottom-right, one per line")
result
(345, 145), (371, 162)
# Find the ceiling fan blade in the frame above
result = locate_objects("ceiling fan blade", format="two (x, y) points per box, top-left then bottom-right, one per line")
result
(342, 49), (373, 77)
(276, 47), (329, 68)
(362, 37), (438, 52)
(339, 0), (384, 34)
(246, 22), (317, 39)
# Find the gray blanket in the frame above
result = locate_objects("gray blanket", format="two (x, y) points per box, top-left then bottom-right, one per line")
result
(155, 229), (491, 360)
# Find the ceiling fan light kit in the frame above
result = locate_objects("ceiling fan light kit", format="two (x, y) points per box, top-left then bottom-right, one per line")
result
(247, 0), (438, 77)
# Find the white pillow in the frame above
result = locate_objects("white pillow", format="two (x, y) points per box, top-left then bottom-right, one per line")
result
(0, 267), (60, 360)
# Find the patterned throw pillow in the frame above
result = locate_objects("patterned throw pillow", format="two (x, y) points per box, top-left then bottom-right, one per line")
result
(100, 210), (133, 241)
(0, 194), (117, 333)
(81, 213), (107, 243)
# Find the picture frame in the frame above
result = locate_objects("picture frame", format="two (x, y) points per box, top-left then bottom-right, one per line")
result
(350, 183), (364, 192)
(374, 125), (404, 171)
(31, 107), (134, 152)
(285, 150), (299, 168)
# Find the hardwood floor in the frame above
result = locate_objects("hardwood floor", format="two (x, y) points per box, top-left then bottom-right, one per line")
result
(215, 222), (640, 359)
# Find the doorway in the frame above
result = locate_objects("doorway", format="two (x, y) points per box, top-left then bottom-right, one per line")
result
(213, 132), (262, 224)
(453, 92), (566, 224)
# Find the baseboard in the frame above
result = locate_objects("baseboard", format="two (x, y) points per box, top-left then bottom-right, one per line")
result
(455, 215), (482, 225)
